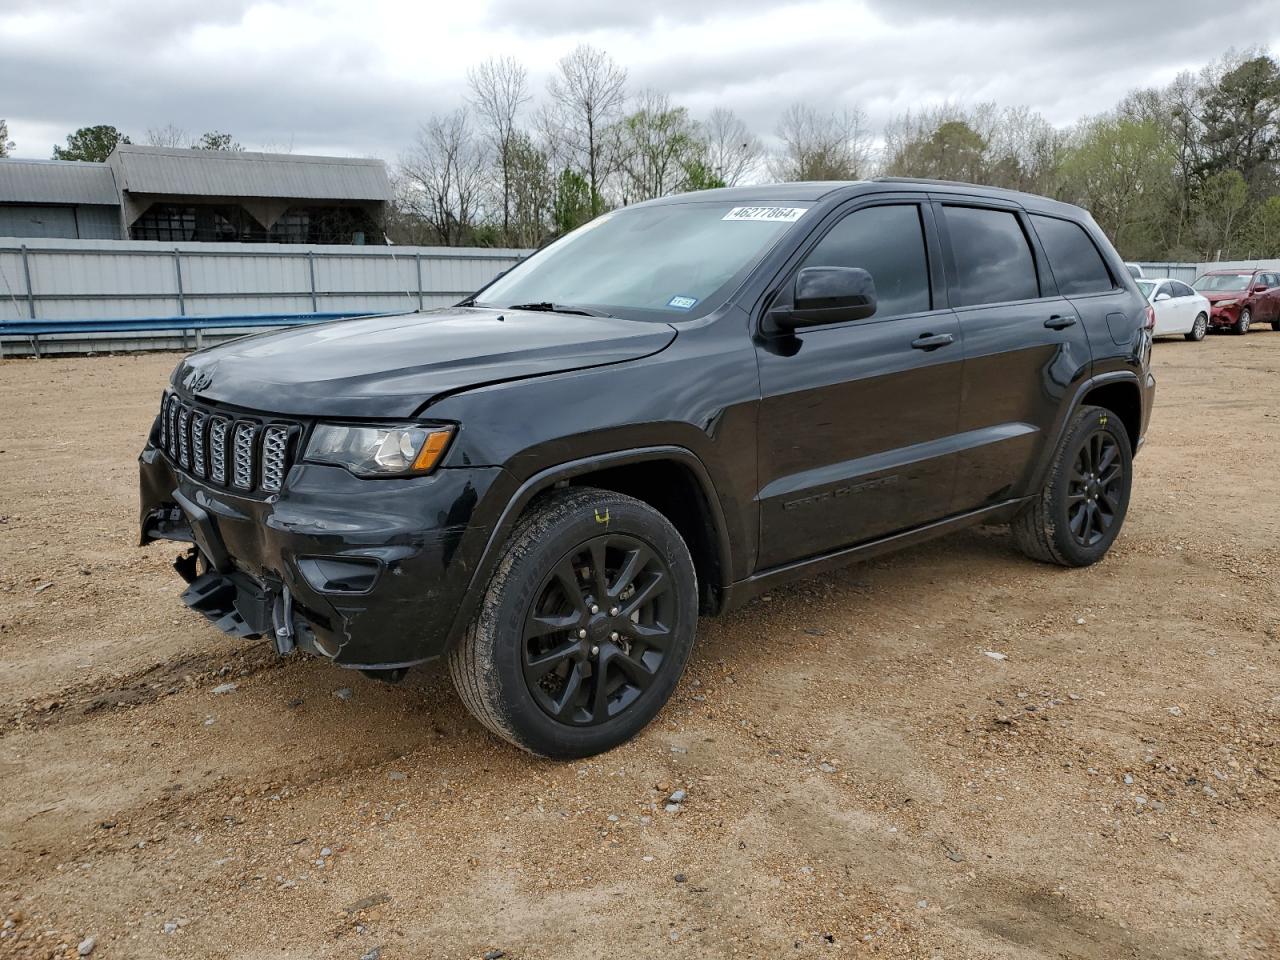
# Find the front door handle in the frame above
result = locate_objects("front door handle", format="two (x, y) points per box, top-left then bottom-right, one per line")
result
(1045, 315), (1077, 330)
(911, 332), (955, 350)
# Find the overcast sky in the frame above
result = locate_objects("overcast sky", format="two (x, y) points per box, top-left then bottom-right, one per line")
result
(4, 0), (1280, 164)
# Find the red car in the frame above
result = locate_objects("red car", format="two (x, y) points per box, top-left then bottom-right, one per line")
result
(1193, 268), (1280, 334)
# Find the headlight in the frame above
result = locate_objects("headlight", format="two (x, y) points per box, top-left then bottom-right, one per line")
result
(1216, 299), (1237, 308)
(304, 423), (454, 477)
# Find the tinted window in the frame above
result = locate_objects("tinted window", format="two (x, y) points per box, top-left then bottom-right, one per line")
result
(1031, 215), (1114, 296)
(1171, 281), (1195, 298)
(801, 204), (931, 318)
(944, 206), (1039, 306)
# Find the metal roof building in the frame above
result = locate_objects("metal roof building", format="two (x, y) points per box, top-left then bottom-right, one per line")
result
(0, 145), (392, 244)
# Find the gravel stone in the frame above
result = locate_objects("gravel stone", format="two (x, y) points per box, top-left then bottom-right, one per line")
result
(211, 682), (237, 695)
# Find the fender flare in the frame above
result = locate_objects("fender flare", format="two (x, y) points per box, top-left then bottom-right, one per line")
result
(443, 445), (734, 650)
(1027, 370), (1144, 493)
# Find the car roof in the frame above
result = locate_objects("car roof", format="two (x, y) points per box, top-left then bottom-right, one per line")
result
(1202, 268), (1258, 274)
(639, 177), (1090, 218)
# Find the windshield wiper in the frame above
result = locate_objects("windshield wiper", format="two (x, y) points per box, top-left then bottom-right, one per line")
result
(506, 301), (614, 318)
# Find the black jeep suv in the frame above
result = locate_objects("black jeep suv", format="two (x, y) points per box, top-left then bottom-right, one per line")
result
(140, 179), (1155, 758)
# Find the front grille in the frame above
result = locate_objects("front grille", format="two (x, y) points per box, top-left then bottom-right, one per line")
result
(156, 392), (299, 494)
(208, 417), (229, 484)
(176, 407), (191, 469)
(260, 425), (291, 493)
(232, 422), (256, 490)
(190, 411), (207, 478)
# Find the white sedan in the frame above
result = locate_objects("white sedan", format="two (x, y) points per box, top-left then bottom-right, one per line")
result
(1137, 278), (1210, 341)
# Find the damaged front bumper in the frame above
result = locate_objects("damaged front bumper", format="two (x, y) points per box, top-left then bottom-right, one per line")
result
(139, 443), (505, 671)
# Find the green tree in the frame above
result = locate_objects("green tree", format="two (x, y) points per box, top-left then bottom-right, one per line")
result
(196, 131), (244, 151)
(1191, 169), (1250, 259)
(1243, 195), (1280, 258)
(52, 124), (130, 162)
(681, 157), (726, 192)
(616, 91), (703, 202)
(895, 119), (988, 183)
(1198, 53), (1280, 196)
(506, 133), (556, 248)
(1060, 117), (1175, 257)
(0, 119), (13, 157)
(552, 168), (592, 236)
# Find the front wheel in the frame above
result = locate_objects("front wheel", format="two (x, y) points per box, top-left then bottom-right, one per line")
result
(448, 487), (697, 758)
(1235, 307), (1252, 334)
(1186, 313), (1207, 342)
(1271, 320), (1280, 332)
(1012, 405), (1133, 567)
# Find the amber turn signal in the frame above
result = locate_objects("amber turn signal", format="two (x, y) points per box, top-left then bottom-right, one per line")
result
(412, 428), (454, 473)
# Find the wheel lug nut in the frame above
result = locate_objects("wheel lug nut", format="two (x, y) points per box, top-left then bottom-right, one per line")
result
(590, 645), (600, 656)
(578, 629), (587, 639)
(590, 604), (599, 615)
(610, 631), (619, 641)
(609, 607), (619, 616)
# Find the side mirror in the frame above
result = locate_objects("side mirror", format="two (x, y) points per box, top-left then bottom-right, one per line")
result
(1252, 284), (1268, 293)
(1154, 291), (1172, 302)
(771, 266), (878, 331)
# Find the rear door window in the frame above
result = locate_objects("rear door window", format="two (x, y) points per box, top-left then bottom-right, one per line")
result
(1030, 215), (1115, 296)
(800, 204), (932, 319)
(942, 206), (1039, 307)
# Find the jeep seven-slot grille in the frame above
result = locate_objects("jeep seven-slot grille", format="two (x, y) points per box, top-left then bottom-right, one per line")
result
(157, 392), (298, 494)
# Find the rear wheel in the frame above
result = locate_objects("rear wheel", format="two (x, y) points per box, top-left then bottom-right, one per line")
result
(1234, 307), (1252, 334)
(448, 487), (697, 758)
(1271, 319), (1280, 332)
(1185, 313), (1207, 342)
(1012, 405), (1133, 567)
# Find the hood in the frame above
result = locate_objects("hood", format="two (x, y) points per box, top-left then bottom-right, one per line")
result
(172, 307), (677, 418)
(1201, 290), (1247, 304)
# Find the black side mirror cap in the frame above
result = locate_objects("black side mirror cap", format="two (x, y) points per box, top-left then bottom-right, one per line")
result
(772, 266), (878, 331)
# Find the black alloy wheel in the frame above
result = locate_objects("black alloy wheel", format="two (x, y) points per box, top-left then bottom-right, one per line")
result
(522, 534), (675, 726)
(1066, 430), (1124, 548)
(448, 487), (697, 758)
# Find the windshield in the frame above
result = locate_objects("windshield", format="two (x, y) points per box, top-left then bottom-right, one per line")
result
(1194, 273), (1253, 292)
(474, 201), (812, 320)
(1136, 280), (1156, 299)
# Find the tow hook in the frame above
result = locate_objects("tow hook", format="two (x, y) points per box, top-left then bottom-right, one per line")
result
(271, 585), (296, 656)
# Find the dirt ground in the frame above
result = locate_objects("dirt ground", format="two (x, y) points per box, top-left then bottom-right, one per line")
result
(1, 334), (1277, 960)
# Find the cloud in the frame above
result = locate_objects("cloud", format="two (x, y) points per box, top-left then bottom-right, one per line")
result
(2, 0), (1278, 165)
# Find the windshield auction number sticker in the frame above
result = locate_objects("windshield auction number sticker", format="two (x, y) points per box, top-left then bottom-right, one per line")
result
(722, 206), (807, 223)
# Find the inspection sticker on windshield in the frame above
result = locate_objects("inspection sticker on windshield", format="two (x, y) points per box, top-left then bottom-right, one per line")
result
(667, 295), (698, 310)
(722, 206), (806, 223)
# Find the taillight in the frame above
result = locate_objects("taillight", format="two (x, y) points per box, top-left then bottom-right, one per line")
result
(1144, 305), (1156, 331)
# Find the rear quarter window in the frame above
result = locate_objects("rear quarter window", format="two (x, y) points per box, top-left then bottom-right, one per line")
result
(1030, 215), (1116, 296)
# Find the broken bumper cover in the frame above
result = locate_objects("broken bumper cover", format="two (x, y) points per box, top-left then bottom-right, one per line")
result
(139, 443), (506, 670)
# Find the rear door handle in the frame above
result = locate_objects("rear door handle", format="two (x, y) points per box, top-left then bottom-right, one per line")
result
(1045, 315), (1077, 330)
(910, 332), (955, 350)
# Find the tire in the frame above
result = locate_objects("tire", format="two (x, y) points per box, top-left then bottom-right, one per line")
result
(1012, 405), (1133, 568)
(448, 487), (698, 758)
(1185, 313), (1207, 342)
(1234, 307), (1252, 334)
(1271, 320), (1280, 332)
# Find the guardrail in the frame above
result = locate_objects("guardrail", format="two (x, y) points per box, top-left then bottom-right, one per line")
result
(0, 310), (397, 357)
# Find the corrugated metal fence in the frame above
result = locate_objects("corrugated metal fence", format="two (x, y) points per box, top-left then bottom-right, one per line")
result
(1132, 259), (1280, 283)
(0, 238), (528, 355)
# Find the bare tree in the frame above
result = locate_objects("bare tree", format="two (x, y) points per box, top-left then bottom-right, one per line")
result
(468, 56), (531, 243)
(702, 108), (762, 186)
(399, 109), (487, 246)
(769, 104), (872, 181)
(548, 43), (627, 215)
(146, 123), (192, 148)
